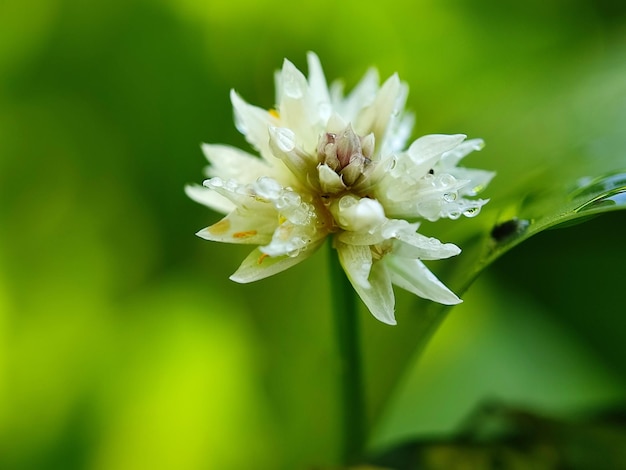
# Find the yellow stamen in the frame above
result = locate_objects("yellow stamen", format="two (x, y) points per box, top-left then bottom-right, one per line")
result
(269, 109), (280, 119)
(257, 253), (269, 264)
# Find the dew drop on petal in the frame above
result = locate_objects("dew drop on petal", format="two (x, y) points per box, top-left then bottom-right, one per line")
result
(443, 192), (458, 202)
(205, 177), (224, 188)
(283, 191), (301, 207)
(437, 174), (456, 188)
(318, 102), (332, 121)
(225, 179), (238, 192)
(463, 206), (481, 217)
(255, 177), (282, 200)
(338, 194), (358, 210)
(272, 127), (296, 152)
(283, 69), (305, 99)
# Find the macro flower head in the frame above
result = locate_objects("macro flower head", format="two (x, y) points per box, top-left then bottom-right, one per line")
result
(187, 53), (494, 325)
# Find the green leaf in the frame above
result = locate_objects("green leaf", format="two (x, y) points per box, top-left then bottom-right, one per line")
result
(361, 41), (626, 440)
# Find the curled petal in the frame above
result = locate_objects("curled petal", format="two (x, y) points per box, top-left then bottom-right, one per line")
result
(318, 164), (346, 194)
(331, 196), (386, 232)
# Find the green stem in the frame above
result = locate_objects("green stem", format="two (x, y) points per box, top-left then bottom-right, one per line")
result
(327, 242), (366, 464)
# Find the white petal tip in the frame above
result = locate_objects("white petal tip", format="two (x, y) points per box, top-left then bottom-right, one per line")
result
(195, 228), (211, 240)
(306, 50), (320, 63)
(370, 307), (397, 325)
(229, 89), (245, 107)
(442, 296), (463, 306)
(228, 273), (249, 284)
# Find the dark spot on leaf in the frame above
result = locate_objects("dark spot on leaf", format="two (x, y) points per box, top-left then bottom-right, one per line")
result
(491, 218), (530, 242)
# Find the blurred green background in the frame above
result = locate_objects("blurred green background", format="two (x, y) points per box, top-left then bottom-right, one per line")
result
(2, 0), (626, 468)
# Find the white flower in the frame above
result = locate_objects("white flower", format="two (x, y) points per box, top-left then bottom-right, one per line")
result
(187, 52), (494, 325)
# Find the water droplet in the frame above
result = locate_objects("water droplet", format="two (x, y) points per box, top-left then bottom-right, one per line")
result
(575, 189), (626, 213)
(283, 67), (305, 99)
(338, 195), (358, 210)
(463, 206), (481, 218)
(205, 177), (223, 188)
(271, 127), (295, 152)
(443, 192), (457, 202)
(437, 173), (456, 188)
(225, 179), (238, 191)
(571, 171), (626, 201)
(255, 177), (282, 200)
(277, 191), (300, 210)
(318, 102), (332, 121)
(571, 170), (626, 213)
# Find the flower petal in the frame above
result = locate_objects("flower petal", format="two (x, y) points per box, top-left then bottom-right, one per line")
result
(439, 138), (484, 167)
(203, 177), (258, 208)
(268, 126), (315, 187)
(318, 164), (346, 194)
(446, 167), (496, 197)
(355, 73), (406, 153)
(230, 241), (323, 283)
(337, 218), (404, 246)
(230, 89), (278, 161)
(387, 256), (461, 305)
(407, 134), (467, 173)
(201, 143), (275, 183)
(385, 112), (415, 154)
(185, 184), (234, 214)
(277, 59), (320, 151)
(306, 51), (331, 121)
(196, 210), (275, 245)
(336, 242), (396, 325)
(393, 232), (461, 260)
(331, 68), (379, 122)
(331, 196), (386, 232)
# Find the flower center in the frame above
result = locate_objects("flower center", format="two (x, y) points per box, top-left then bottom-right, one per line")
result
(317, 125), (374, 187)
